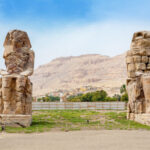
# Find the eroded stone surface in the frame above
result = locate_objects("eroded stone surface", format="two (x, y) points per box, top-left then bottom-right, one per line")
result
(0, 114), (32, 127)
(3, 30), (34, 76)
(126, 31), (150, 125)
(0, 30), (34, 127)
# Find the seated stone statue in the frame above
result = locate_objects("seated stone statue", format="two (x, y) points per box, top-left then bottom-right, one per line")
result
(0, 30), (34, 127)
(126, 31), (150, 125)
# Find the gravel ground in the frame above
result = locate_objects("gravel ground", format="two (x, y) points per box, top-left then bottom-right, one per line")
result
(0, 130), (150, 150)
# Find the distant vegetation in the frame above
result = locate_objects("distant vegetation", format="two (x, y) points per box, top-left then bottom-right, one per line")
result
(37, 84), (128, 102)
(37, 95), (60, 102)
(67, 85), (128, 102)
(120, 84), (128, 102)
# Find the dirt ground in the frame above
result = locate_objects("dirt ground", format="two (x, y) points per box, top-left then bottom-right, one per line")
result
(0, 130), (150, 150)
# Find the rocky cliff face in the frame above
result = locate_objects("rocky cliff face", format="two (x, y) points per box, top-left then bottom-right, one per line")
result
(31, 53), (127, 96)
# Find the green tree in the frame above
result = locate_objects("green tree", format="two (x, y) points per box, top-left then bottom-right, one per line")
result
(120, 84), (128, 102)
(120, 84), (126, 94)
(37, 98), (42, 102)
(81, 93), (93, 102)
(105, 96), (117, 101)
(67, 90), (122, 102)
(91, 90), (107, 102)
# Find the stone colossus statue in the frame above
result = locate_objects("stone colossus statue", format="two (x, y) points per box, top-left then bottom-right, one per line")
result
(0, 30), (35, 127)
(126, 31), (150, 125)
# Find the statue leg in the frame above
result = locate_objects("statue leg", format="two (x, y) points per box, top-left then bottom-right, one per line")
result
(15, 76), (27, 114)
(0, 78), (2, 113)
(25, 79), (32, 114)
(142, 76), (150, 113)
(135, 100), (143, 114)
(2, 76), (12, 114)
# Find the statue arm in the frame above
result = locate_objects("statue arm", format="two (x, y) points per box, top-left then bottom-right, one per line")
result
(20, 50), (35, 76)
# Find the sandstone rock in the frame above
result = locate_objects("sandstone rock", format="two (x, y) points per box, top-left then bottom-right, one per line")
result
(0, 78), (2, 87)
(0, 114), (32, 127)
(132, 48), (146, 56)
(142, 76), (150, 113)
(3, 30), (34, 76)
(126, 50), (132, 56)
(0, 30), (35, 127)
(127, 31), (150, 126)
(148, 57), (150, 63)
(127, 63), (135, 71)
(135, 63), (146, 71)
(147, 64), (150, 70)
(127, 71), (135, 78)
(126, 56), (134, 64)
(133, 55), (141, 63)
(131, 31), (150, 50)
(142, 56), (148, 63)
(146, 48), (150, 56)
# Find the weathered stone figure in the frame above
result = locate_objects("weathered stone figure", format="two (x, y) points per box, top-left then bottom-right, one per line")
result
(0, 30), (34, 127)
(126, 31), (150, 125)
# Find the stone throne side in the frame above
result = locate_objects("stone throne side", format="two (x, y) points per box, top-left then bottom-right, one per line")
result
(1, 76), (32, 115)
(0, 76), (32, 127)
(126, 31), (150, 125)
(0, 30), (34, 127)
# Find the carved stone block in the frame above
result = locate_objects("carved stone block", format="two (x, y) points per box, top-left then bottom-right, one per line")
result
(135, 63), (146, 71)
(128, 63), (135, 71)
(133, 55), (141, 63)
(126, 56), (134, 64)
(142, 56), (148, 63)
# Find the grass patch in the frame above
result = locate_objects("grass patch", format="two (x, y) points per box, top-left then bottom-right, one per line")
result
(105, 112), (150, 130)
(2, 110), (150, 133)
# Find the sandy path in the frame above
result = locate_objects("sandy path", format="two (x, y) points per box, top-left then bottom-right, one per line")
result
(0, 130), (150, 150)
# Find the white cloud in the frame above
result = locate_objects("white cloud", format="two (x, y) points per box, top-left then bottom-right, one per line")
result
(0, 20), (150, 69)
(31, 20), (150, 67)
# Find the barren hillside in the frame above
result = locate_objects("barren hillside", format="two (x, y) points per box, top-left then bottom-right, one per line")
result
(31, 53), (127, 96)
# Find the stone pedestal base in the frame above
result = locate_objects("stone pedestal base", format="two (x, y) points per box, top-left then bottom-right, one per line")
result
(0, 114), (32, 127)
(128, 113), (150, 126)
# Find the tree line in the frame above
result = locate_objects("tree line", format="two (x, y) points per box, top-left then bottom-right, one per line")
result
(67, 85), (128, 102)
(37, 95), (60, 102)
(37, 84), (128, 102)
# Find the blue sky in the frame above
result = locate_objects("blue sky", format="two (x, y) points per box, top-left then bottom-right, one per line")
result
(1, 0), (150, 27)
(0, 0), (150, 68)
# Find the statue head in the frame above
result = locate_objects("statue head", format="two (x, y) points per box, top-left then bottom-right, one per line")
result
(3, 30), (32, 74)
(126, 31), (150, 78)
(3, 30), (31, 50)
(131, 31), (150, 50)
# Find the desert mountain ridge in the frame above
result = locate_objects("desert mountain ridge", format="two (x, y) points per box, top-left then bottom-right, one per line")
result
(31, 53), (127, 97)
